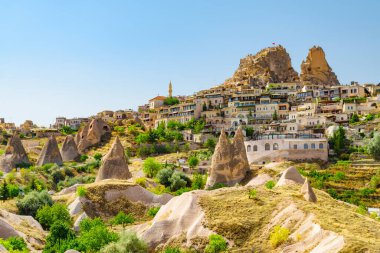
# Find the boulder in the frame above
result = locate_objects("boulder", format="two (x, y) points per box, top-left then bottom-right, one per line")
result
(68, 197), (83, 216)
(246, 174), (272, 187)
(60, 135), (80, 162)
(76, 118), (110, 153)
(74, 212), (88, 232)
(58, 183), (83, 195)
(276, 166), (305, 187)
(301, 178), (317, 202)
(300, 46), (339, 86)
(36, 135), (63, 166)
(206, 127), (249, 188)
(0, 218), (19, 239)
(95, 137), (132, 182)
(0, 135), (30, 173)
(64, 250), (81, 253)
(224, 45), (299, 87)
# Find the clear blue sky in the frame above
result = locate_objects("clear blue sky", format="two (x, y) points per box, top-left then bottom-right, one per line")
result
(0, 0), (379, 126)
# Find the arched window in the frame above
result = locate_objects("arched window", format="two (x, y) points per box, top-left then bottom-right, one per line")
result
(247, 145), (252, 152)
(253, 145), (258, 151)
(304, 143), (309, 149)
(265, 143), (270, 151)
(273, 143), (279, 150)
(319, 143), (324, 149)
(311, 143), (316, 149)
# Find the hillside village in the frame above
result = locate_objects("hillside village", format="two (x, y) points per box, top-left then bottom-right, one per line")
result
(1, 45), (380, 253)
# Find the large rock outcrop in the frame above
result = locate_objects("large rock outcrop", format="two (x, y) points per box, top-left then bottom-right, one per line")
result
(225, 45), (299, 87)
(0, 135), (30, 172)
(300, 46), (339, 86)
(60, 135), (80, 162)
(75, 118), (111, 153)
(36, 136), (63, 166)
(206, 127), (249, 188)
(95, 137), (132, 182)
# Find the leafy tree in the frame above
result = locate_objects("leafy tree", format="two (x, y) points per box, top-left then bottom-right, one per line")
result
(204, 137), (216, 152)
(78, 217), (118, 252)
(368, 132), (380, 160)
(330, 126), (347, 156)
(272, 110), (278, 121)
(169, 172), (188, 191)
(43, 221), (77, 253)
(80, 155), (88, 162)
(350, 113), (360, 123)
(36, 203), (71, 230)
(143, 158), (162, 178)
(110, 211), (135, 228)
(16, 190), (53, 217)
(0, 180), (9, 201)
(100, 231), (148, 253)
(188, 156), (199, 169)
(60, 126), (75, 135)
(205, 234), (227, 253)
(163, 97), (180, 106)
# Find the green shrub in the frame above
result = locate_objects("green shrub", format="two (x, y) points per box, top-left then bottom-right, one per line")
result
(51, 170), (65, 184)
(0, 236), (28, 252)
(156, 168), (174, 187)
(16, 190), (53, 217)
(135, 177), (147, 187)
(143, 158), (162, 178)
(204, 138), (216, 152)
(174, 187), (191, 196)
(169, 172), (191, 191)
(248, 189), (257, 199)
(357, 205), (367, 215)
(94, 153), (103, 161)
(192, 173), (206, 190)
(368, 132), (380, 160)
(80, 155), (89, 162)
(43, 221), (77, 253)
(77, 186), (87, 197)
(188, 156), (199, 169)
(269, 225), (290, 248)
(36, 203), (71, 230)
(209, 183), (226, 190)
(265, 180), (275, 189)
(204, 234), (227, 253)
(370, 175), (380, 189)
(0, 171), (3, 177)
(100, 231), (148, 253)
(163, 247), (182, 253)
(110, 211), (135, 228)
(147, 206), (160, 217)
(333, 171), (345, 181)
(6, 183), (20, 198)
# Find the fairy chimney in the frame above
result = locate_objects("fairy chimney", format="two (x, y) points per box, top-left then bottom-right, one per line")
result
(301, 178), (317, 202)
(60, 135), (80, 162)
(0, 135), (30, 172)
(37, 136), (63, 166)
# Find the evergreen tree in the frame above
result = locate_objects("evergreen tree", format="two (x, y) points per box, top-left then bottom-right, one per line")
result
(0, 181), (9, 201)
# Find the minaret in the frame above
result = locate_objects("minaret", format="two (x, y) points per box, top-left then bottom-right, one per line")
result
(168, 81), (173, 98)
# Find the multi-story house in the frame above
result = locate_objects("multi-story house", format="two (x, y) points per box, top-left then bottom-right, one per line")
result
(155, 102), (202, 128)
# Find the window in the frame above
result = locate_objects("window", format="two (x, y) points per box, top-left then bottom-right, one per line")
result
(247, 145), (252, 152)
(273, 143), (279, 150)
(304, 143), (309, 149)
(319, 143), (324, 149)
(265, 143), (270, 151)
(253, 145), (258, 151)
(311, 143), (316, 149)
(293, 144), (297, 149)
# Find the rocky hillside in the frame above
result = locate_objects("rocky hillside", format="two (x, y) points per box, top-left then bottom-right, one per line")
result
(300, 46), (340, 86)
(224, 45), (299, 87)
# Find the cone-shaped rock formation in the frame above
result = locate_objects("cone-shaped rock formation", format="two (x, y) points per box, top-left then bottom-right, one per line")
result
(37, 136), (63, 166)
(301, 178), (317, 202)
(76, 119), (110, 153)
(60, 135), (80, 162)
(300, 46), (339, 86)
(276, 166), (305, 186)
(0, 135), (30, 172)
(95, 137), (132, 182)
(206, 127), (249, 188)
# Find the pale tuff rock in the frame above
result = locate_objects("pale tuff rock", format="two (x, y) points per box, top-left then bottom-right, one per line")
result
(0, 135), (30, 172)
(95, 137), (132, 182)
(36, 135), (63, 166)
(76, 118), (111, 153)
(206, 127), (249, 188)
(74, 212), (88, 232)
(300, 46), (339, 86)
(225, 45), (299, 87)
(301, 178), (317, 202)
(60, 135), (80, 162)
(136, 191), (213, 249)
(245, 174), (272, 187)
(276, 166), (305, 186)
